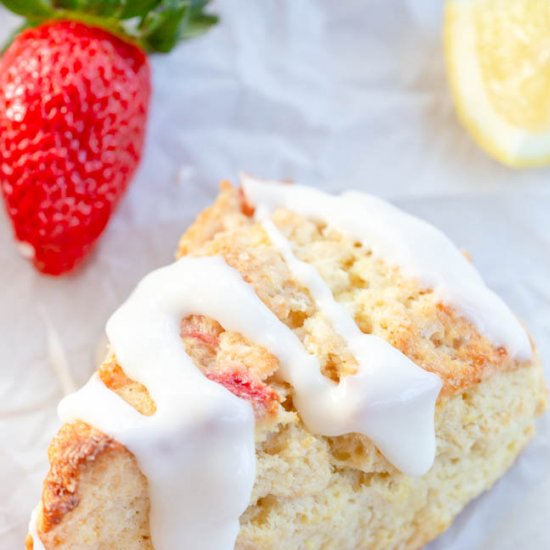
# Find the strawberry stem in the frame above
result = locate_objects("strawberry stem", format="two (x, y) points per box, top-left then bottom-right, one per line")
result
(0, 0), (218, 52)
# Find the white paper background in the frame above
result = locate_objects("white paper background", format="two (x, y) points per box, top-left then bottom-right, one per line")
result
(1, 1), (549, 548)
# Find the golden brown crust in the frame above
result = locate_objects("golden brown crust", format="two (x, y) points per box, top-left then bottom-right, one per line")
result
(401, 301), (526, 395)
(41, 422), (125, 533)
(98, 356), (156, 416)
(177, 180), (246, 256)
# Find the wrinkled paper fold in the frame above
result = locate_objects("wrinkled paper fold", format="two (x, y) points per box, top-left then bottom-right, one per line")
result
(0, 2), (548, 548)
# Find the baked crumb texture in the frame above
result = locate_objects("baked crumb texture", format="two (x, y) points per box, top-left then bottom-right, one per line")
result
(28, 185), (547, 550)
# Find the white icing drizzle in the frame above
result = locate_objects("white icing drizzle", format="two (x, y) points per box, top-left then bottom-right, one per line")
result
(259, 214), (442, 474)
(242, 176), (532, 360)
(28, 507), (45, 550)
(59, 258), (258, 550)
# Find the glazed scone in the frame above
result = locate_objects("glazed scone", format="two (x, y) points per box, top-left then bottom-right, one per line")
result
(27, 178), (546, 550)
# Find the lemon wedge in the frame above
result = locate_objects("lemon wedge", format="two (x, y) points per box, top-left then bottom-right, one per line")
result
(444, 0), (550, 167)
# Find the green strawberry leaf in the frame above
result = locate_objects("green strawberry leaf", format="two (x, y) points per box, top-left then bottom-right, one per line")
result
(139, 2), (188, 53)
(182, 0), (218, 38)
(51, 0), (77, 8)
(0, 0), (52, 17)
(180, 11), (218, 39)
(1, 0), (217, 53)
(140, 0), (217, 52)
(53, 0), (163, 18)
(119, 0), (161, 19)
(52, 0), (120, 16)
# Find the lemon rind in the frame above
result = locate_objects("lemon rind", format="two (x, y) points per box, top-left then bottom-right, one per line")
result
(444, 1), (550, 168)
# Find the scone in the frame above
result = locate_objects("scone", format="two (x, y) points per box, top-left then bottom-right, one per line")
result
(27, 177), (546, 550)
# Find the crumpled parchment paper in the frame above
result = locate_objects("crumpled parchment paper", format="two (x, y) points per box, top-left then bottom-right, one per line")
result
(0, 1), (549, 548)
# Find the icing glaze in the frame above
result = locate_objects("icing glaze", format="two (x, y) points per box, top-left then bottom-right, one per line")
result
(58, 258), (257, 550)
(30, 178), (531, 549)
(243, 176), (532, 360)
(259, 214), (441, 474)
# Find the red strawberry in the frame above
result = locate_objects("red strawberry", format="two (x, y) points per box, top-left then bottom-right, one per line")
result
(0, 22), (149, 274)
(0, 2), (217, 275)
